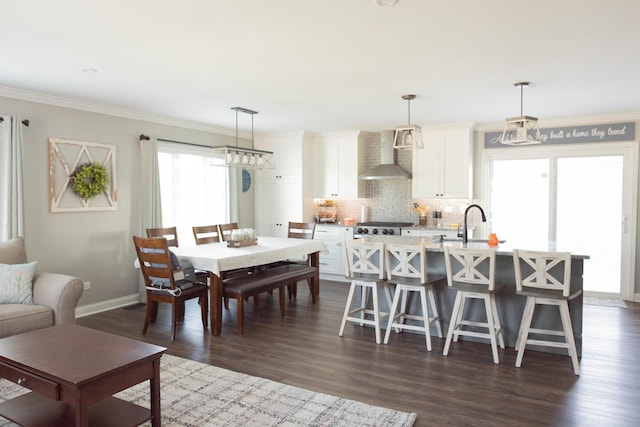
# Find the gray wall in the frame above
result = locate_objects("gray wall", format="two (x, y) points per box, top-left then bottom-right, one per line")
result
(0, 95), (250, 309)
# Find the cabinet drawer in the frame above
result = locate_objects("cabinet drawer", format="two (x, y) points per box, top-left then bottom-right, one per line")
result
(0, 361), (60, 400)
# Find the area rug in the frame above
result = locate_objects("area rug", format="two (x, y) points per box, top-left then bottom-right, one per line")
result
(0, 354), (416, 427)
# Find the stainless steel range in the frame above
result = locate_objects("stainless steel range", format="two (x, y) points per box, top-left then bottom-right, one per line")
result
(353, 221), (414, 238)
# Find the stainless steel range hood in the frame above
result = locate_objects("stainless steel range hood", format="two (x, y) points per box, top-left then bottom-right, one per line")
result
(359, 130), (411, 180)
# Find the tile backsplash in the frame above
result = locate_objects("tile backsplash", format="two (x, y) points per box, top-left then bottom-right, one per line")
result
(323, 132), (480, 229)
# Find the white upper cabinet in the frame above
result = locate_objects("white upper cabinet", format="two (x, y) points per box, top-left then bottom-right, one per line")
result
(254, 132), (315, 237)
(254, 133), (304, 180)
(412, 123), (475, 199)
(313, 131), (365, 199)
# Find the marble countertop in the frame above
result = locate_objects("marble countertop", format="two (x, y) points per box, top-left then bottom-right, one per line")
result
(358, 235), (590, 259)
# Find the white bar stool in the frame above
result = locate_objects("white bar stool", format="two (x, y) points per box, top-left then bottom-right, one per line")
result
(339, 241), (392, 344)
(383, 243), (445, 351)
(512, 249), (581, 375)
(443, 247), (505, 364)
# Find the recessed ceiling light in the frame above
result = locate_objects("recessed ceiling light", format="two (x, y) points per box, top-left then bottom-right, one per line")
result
(81, 67), (98, 73)
(376, 0), (399, 6)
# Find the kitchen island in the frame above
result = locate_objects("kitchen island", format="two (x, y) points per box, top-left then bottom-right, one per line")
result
(358, 236), (589, 356)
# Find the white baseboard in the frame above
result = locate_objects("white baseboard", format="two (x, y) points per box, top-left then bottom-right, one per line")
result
(75, 293), (141, 318)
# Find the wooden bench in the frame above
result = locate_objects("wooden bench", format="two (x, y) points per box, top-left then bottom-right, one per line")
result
(222, 264), (318, 334)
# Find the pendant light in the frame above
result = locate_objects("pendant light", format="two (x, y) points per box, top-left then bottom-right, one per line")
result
(210, 107), (275, 169)
(500, 82), (541, 146)
(393, 94), (424, 150)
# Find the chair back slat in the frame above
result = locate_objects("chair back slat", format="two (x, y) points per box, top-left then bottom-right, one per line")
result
(192, 225), (221, 244)
(288, 222), (316, 239)
(218, 223), (239, 241)
(444, 247), (496, 290)
(146, 227), (179, 247)
(385, 243), (426, 283)
(513, 249), (572, 296)
(344, 241), (385, 279)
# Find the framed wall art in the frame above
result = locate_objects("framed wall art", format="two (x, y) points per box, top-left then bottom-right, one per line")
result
(48, 138), (117, 212)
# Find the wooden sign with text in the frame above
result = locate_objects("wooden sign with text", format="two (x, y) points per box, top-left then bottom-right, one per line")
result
(484, 122), (635, 148)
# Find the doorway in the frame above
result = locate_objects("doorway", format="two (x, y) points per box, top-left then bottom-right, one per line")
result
(484, 143), (637, 299)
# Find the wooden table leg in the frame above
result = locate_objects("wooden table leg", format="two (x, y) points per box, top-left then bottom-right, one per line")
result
(309, 251), (320, 303)
(210, 272), (223, 336)
(150, 358), (161, 426)
(73, 394), (89, 427)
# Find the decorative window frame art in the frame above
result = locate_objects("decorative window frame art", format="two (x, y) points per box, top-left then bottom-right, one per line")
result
(49, 138), (117, 212)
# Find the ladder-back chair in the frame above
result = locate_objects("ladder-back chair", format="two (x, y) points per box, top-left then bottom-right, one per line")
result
(133, 236), (208, 341)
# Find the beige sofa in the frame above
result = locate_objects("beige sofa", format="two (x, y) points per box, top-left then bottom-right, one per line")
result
(0, 237), (83, 339)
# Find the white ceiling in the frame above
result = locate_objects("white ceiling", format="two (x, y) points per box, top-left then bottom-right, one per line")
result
(2, 0), (639, 135)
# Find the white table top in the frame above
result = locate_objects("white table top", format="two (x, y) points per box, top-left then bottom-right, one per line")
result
(171, 236), (327, 276)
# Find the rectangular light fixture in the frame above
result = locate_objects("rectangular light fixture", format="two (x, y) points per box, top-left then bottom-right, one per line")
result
(210, 106), (275, 169)
(210, 146), (275, 169)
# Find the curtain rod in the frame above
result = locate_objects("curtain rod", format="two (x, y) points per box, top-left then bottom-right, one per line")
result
(0, 118), (29, 126)
(139, 134), (212, 149)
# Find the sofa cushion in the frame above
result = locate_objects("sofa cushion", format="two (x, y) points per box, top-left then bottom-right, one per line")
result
(0, 304), (53, 339)
(0, 237), (28, 265)
(0, 261), (37, 304)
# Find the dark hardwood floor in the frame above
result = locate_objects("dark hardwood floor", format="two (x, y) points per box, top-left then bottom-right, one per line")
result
(77, 280), (640, 426)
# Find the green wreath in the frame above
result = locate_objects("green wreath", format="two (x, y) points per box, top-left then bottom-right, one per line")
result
(71, 162), (109, 200)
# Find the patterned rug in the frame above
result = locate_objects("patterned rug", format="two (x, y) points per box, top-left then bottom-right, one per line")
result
(0, 354), (416, 426)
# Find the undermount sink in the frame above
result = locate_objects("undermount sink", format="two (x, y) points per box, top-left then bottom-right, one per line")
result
(441, 237), (507, 243)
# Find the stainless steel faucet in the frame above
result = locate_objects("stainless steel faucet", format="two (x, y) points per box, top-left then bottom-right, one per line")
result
(463, 204), (487, 244)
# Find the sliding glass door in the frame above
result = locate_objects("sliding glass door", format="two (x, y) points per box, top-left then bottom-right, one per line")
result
(484, 143), (637, 299)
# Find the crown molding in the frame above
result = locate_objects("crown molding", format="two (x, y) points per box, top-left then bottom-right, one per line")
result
(0, 84), (242, 137)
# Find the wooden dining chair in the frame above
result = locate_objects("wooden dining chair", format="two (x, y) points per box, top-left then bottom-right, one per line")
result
(285, 222), (316, 299)
(133, 236), (208, 341)
(218, 223), (239, 241)
(192, 225), (221, 245)
(147, 225), (208, 294)
(146, 226), (179, 247)
(287, 222), (316, 239)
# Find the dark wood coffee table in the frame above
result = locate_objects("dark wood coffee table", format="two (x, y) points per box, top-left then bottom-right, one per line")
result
(0, 324), (166, 426)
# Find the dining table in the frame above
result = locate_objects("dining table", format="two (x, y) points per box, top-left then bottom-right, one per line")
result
(171, 236), (327, 335)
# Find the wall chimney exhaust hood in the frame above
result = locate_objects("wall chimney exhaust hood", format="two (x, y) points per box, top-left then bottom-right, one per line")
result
(359, 130), (411, 180)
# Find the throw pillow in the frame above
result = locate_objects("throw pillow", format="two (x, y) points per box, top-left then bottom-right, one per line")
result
(0, 261), (37, 304)
(0, 237), (28, 265)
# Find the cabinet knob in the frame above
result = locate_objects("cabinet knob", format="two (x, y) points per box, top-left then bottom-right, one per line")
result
(17, 378), (26, 386)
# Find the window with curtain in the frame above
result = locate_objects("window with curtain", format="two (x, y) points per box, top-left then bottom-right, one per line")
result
(157, 141), (229, 246)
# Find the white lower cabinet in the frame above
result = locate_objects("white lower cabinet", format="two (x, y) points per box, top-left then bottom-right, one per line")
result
(314, 225), (353, 276)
